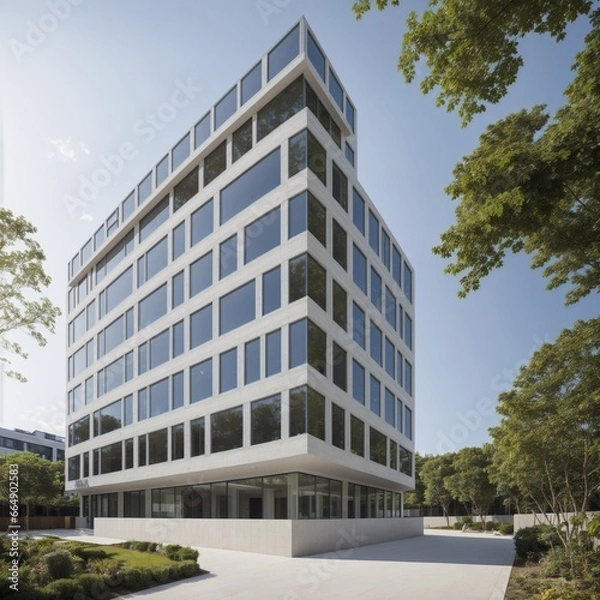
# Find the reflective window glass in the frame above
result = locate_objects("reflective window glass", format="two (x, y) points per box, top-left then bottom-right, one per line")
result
(190, 417), (205, 456)
(219, 347), (237, 393)
(370, 427), (387, 466)
(370, 375), (380, 416)
(215, 86), (237, 129)
(262, 266), (281, 315)
(265, 329), (281, 377)
(289, 385), (325, 440)
(251, 394), (281, 445)
(174, 167), (198, 211)
(346, 99), (355, 132)
(404, 262), (413, 303)
(392, 247), (402, 288)
(139, 196), (169, 242)
(385, 388), (395, 427)
(172, 221), (185, 260)
(332, 280), (347, 330)
(232, 118), (252, 163)
(404, 360), (413, 396)
(332, 162), (348, 210)
(149, 377), (169, 418)
(148, 428), (168, 464)
(288, 129), (326, 185)
(332, 403), (345, 450)
(172, 423), (184, 460)
(219, 234), (237, 280)
(333, 342), (347, 391)
(307, 31), (325, 80)
(241, 61), (261, 105)
(385, 338), (395, 379)
(194, 112), (211, 149)
(368, 210), (379, 255)
(370, 267), (382, 311)
(172, 133), (190, 171)
(345, 143), (355, 167)
(172, 270), (184, 308)
(352, 302), (365, 349)
(173, 321), (184, 358)
(138, 283), (167, 330)
(352, 359), (365, 404)
(204, 140), (227, 186)
(122, 192), (135, 222)
(190, 304), (212, 349)
(267, 24), (299, 81)
(332, 220), (347, 269)
(381, 230), (391, 270)
(289, 318), (307, 369)
(149, 330), (169, 370)
(211, 405), (243, 452)
(329, 69), (343, 110)
(405, 406), (413, 440)
(219, 280), (256, 335)
(190, 358), (212, 403)
(172, 371), (183, 409)
(191, 199), (214, 246)
(137, 172), (152, 206)
(190, 251), (213, 297)
(385, 287), (396, 329)
(156, 155), (169, 186)
(257, 76), (303, 140)
(352, 244), (367, 293)
(350, 415), (364, 457)
(244, 338), (260, 384)
(370, 321), (383, 366)
(245, 207), (280, 264)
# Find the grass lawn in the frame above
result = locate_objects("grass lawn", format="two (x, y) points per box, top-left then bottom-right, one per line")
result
(95, 545), (176, 568)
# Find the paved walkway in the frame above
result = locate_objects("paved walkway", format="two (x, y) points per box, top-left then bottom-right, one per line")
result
(30, 528), (514, 599)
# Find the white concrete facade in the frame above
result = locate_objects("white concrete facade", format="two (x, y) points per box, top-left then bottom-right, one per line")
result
(64, 17), (418, 553)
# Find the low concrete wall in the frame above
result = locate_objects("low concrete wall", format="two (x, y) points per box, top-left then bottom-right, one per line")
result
(423, 515), (513, 528)
(94, 517), (424, 557)
(514, 512), (599, 532)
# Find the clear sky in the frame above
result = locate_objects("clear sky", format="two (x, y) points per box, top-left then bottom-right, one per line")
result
(0, 0), (596, 455)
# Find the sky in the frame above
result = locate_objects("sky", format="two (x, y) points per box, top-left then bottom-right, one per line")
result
(0, 0), (596, 455)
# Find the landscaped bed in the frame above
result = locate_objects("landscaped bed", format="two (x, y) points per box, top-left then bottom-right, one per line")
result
(0, 535), (206, 599)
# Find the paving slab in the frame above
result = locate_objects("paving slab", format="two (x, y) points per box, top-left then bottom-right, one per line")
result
(28, 528), (514, 599)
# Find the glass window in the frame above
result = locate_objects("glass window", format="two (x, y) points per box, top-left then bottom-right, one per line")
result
(211, 405), (243, 452)
(148, 428), (168, 464)
(352, 302), (366, 349)
(156, 154), (169, 186)
(307, 31), (325, 80)
(352, 359), (365, 405)
(122, 192), (135, 222)
(267, 24), (299, 81)
(332, 403), (345, 450)
(94, 225), (105, 251)
(289, 318), (307, 370)
(396, 398), (403, 433)
(392, 247), (402, 288)
(288, 190), (326, 247)
(241, 61), (261, 105)
(385, 388), (395, 427)
(400, 446), (413, 476)
(68, 415), (90, 446)
(345, 143), (355, 167)
(190, 358), (212, 403)
(149, 329), (169, 370)
(173, 167), (199, 211)
(350, 415), (364, 457)
(172, 133), (190, 171)
(172, 371), (184, 409)
(257, 76), (303, 141)
(385, 287), (396, 329)
(333, 342), (347, 391)
(308, 320), (326, 376)
(204, 141), (227, 186)
(219, 347), (237, 393)
(172, 221), (185, 260)
(96, 230), (134, 286)
(138, 388), (148, 421)
(138, 341), (148, 375)
(370, 375), (381, 416)
(332, 280), (347, 330)
(327, 219), (346, 273)
(390, 440), (398, 471)
(289, 385), (325, 440)
(370, 427), (386, 466)
(138, 283), (167, 330)
(100, 266), (133, 318)
(149, 377), (169, 418)
(265, 329), (282, 377)
(244, 206), (280, 264)
(404, 360), (413, 396)
(220, 148), (281, 224)
(244, 338), (260, 384)
(215, 86), (237, 129)
(219, 235), (237, 280)
(190, 417), (205, 456)
(381, 230), (391, 270)
(405, 406), (413, 440)
(251, 394), (281, 445)
(288, 129), (326, 185)
(137, 172), (152, 206)
(288, 253), (326, 310)
(139, 236), (168, 286)
(370, 321), (383, 366)
(404, 314), (413, 350)
(404, 262), (413, 303)
(172, 423), (184, 460)
(219, 279), (256, 335)
(346, 99), (355, 132)
(139, 196), (169, 243)
(329, 69), (343, 110)
(396, 350), (404, 388)
(85, 377), (94, 404)
(305, 82), (341, 147)
(232, 118), (253, 162)
(100, 441), (122, 474)
(191, 199), (213, 246)
(172, 270), (184, 309)
(368, 210), (379, 255)
(262, 266), (281, 315)
(385, 338), (395, 379)
(194, 112), (211, 149)
(398, 303), (404, 339)
(352, 244), (367, 293)
(190, 251), (213, 297)
(190, 303), (212, 349)
(332, 162), (348, 210)
(138, 435), (147, 466)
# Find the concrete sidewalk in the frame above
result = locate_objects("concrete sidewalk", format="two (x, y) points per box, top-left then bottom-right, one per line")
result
(30, 528), (514, 599)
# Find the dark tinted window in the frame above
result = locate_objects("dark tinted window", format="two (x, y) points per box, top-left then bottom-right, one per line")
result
(352, 189), (365, 235)
(352, 302), (365, 349)
(211, 405), (243, 452)
(257, 76), (303, 140)
(370, 267), (382, 311)
(352, 244), (367, 293)
(332, 162), (348, 210)
(173, 168), (198, 211)
(370, 427), (386, 466)
(332, 281), (347, 330)
(288, 190), (326, 247)
(232, 118), (253, 162)
(219, 280), (256, 335)
(332, 403), (345, 450)
(267, 24), (299, 81)
(241, 62), (261, 105)
(332, 220), (347, 269)
(333, 342), (347, 391)
(148, 428), (168, 465)
(251, 395), (281, 445)
(345, 143), (355, 167)
(351, 416), (364, 457)
(191, 417), (205, 456)
(352, 359), (365, 405)
(204, 141), (227, 186)
(289, 385), (325, 439)
(244, 207), (280, 263)
(288, 129), (326, 185)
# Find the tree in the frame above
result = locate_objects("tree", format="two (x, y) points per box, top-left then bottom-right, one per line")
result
(0, 208), (60, 381)
(489, 318), (600, 573)
(0, 452), (65, 531)
(445, 445), (496, 524)
(404, 452), (426, 510)
(421, 453), (455, 526)
(353, 2), (600, 304)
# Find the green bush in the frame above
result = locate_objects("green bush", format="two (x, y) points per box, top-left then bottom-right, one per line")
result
(133, 541), (150, 552)
(42, 578), (84, 600)
(88, 558), (121, 579)
(514, 525), (561, 561)
(76, 573), (108, 597)
(485, 521), (501, 531)
(176, 547), (199, 562)
(43, 550), (74, 581)
(120, 541), (134, 549)
(540, 547), (572, 579)
(69, 545), (108, 562)
(499, 523), (514, 535)
(148, 542), (158, 553)
(453, 522), (464, 530)
(121, 567), (153, 590)
(461, 516), (473, 525)
(177, 560), (200, 577)
(150, 565), (171, 584)
(470, 522), (484, 531)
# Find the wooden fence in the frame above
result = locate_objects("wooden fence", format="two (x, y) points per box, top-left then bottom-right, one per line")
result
(0, 516), (75, 530)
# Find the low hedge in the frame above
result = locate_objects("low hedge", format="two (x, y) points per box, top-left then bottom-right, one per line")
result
(514, 525), (561, 561)
(499, 523), (514, 535)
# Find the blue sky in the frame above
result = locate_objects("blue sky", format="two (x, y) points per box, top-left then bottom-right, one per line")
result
(0, 0), (596, 454)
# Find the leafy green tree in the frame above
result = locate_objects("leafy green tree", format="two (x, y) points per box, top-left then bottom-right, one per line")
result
(445, 445), (496, 524)
(0, 208), (60, 381)
(421, 453), (455, 526)
(489, 318), (600, 573)
(0, 452), (65, 531)
(353, 1), (600, 304)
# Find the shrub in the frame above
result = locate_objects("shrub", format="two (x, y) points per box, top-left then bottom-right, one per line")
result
(514, 525), (561, 561)
(88, 558), (121, 579)
(76, 573), (108, 597)
(163, 544), (182, 558)
(499, 523), (514, 535)
(148, 542), (158, 553)
(177, 560), (200, 577)
(133, 541), (150, 552)
(470, 522), (484, 531)
(29, 559), (51, 587)
(120, 541), (134, 549)
(453, 522), (463, 530)
(121, 567), (153, 590)
(175, 547), (199, 562)
(485, 521), (501, 531)
(540, 547), (572, 579)
(150, 565), (171, 584)
(44, 550), (74, 581)
(69, 545), (108, 562)
(461, 516), (473, 525)
(43, 578), (84, 600)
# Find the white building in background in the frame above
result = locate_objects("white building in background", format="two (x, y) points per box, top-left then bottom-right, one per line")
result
(0, 427), (64, 461)
(64, 17), (420, 556)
